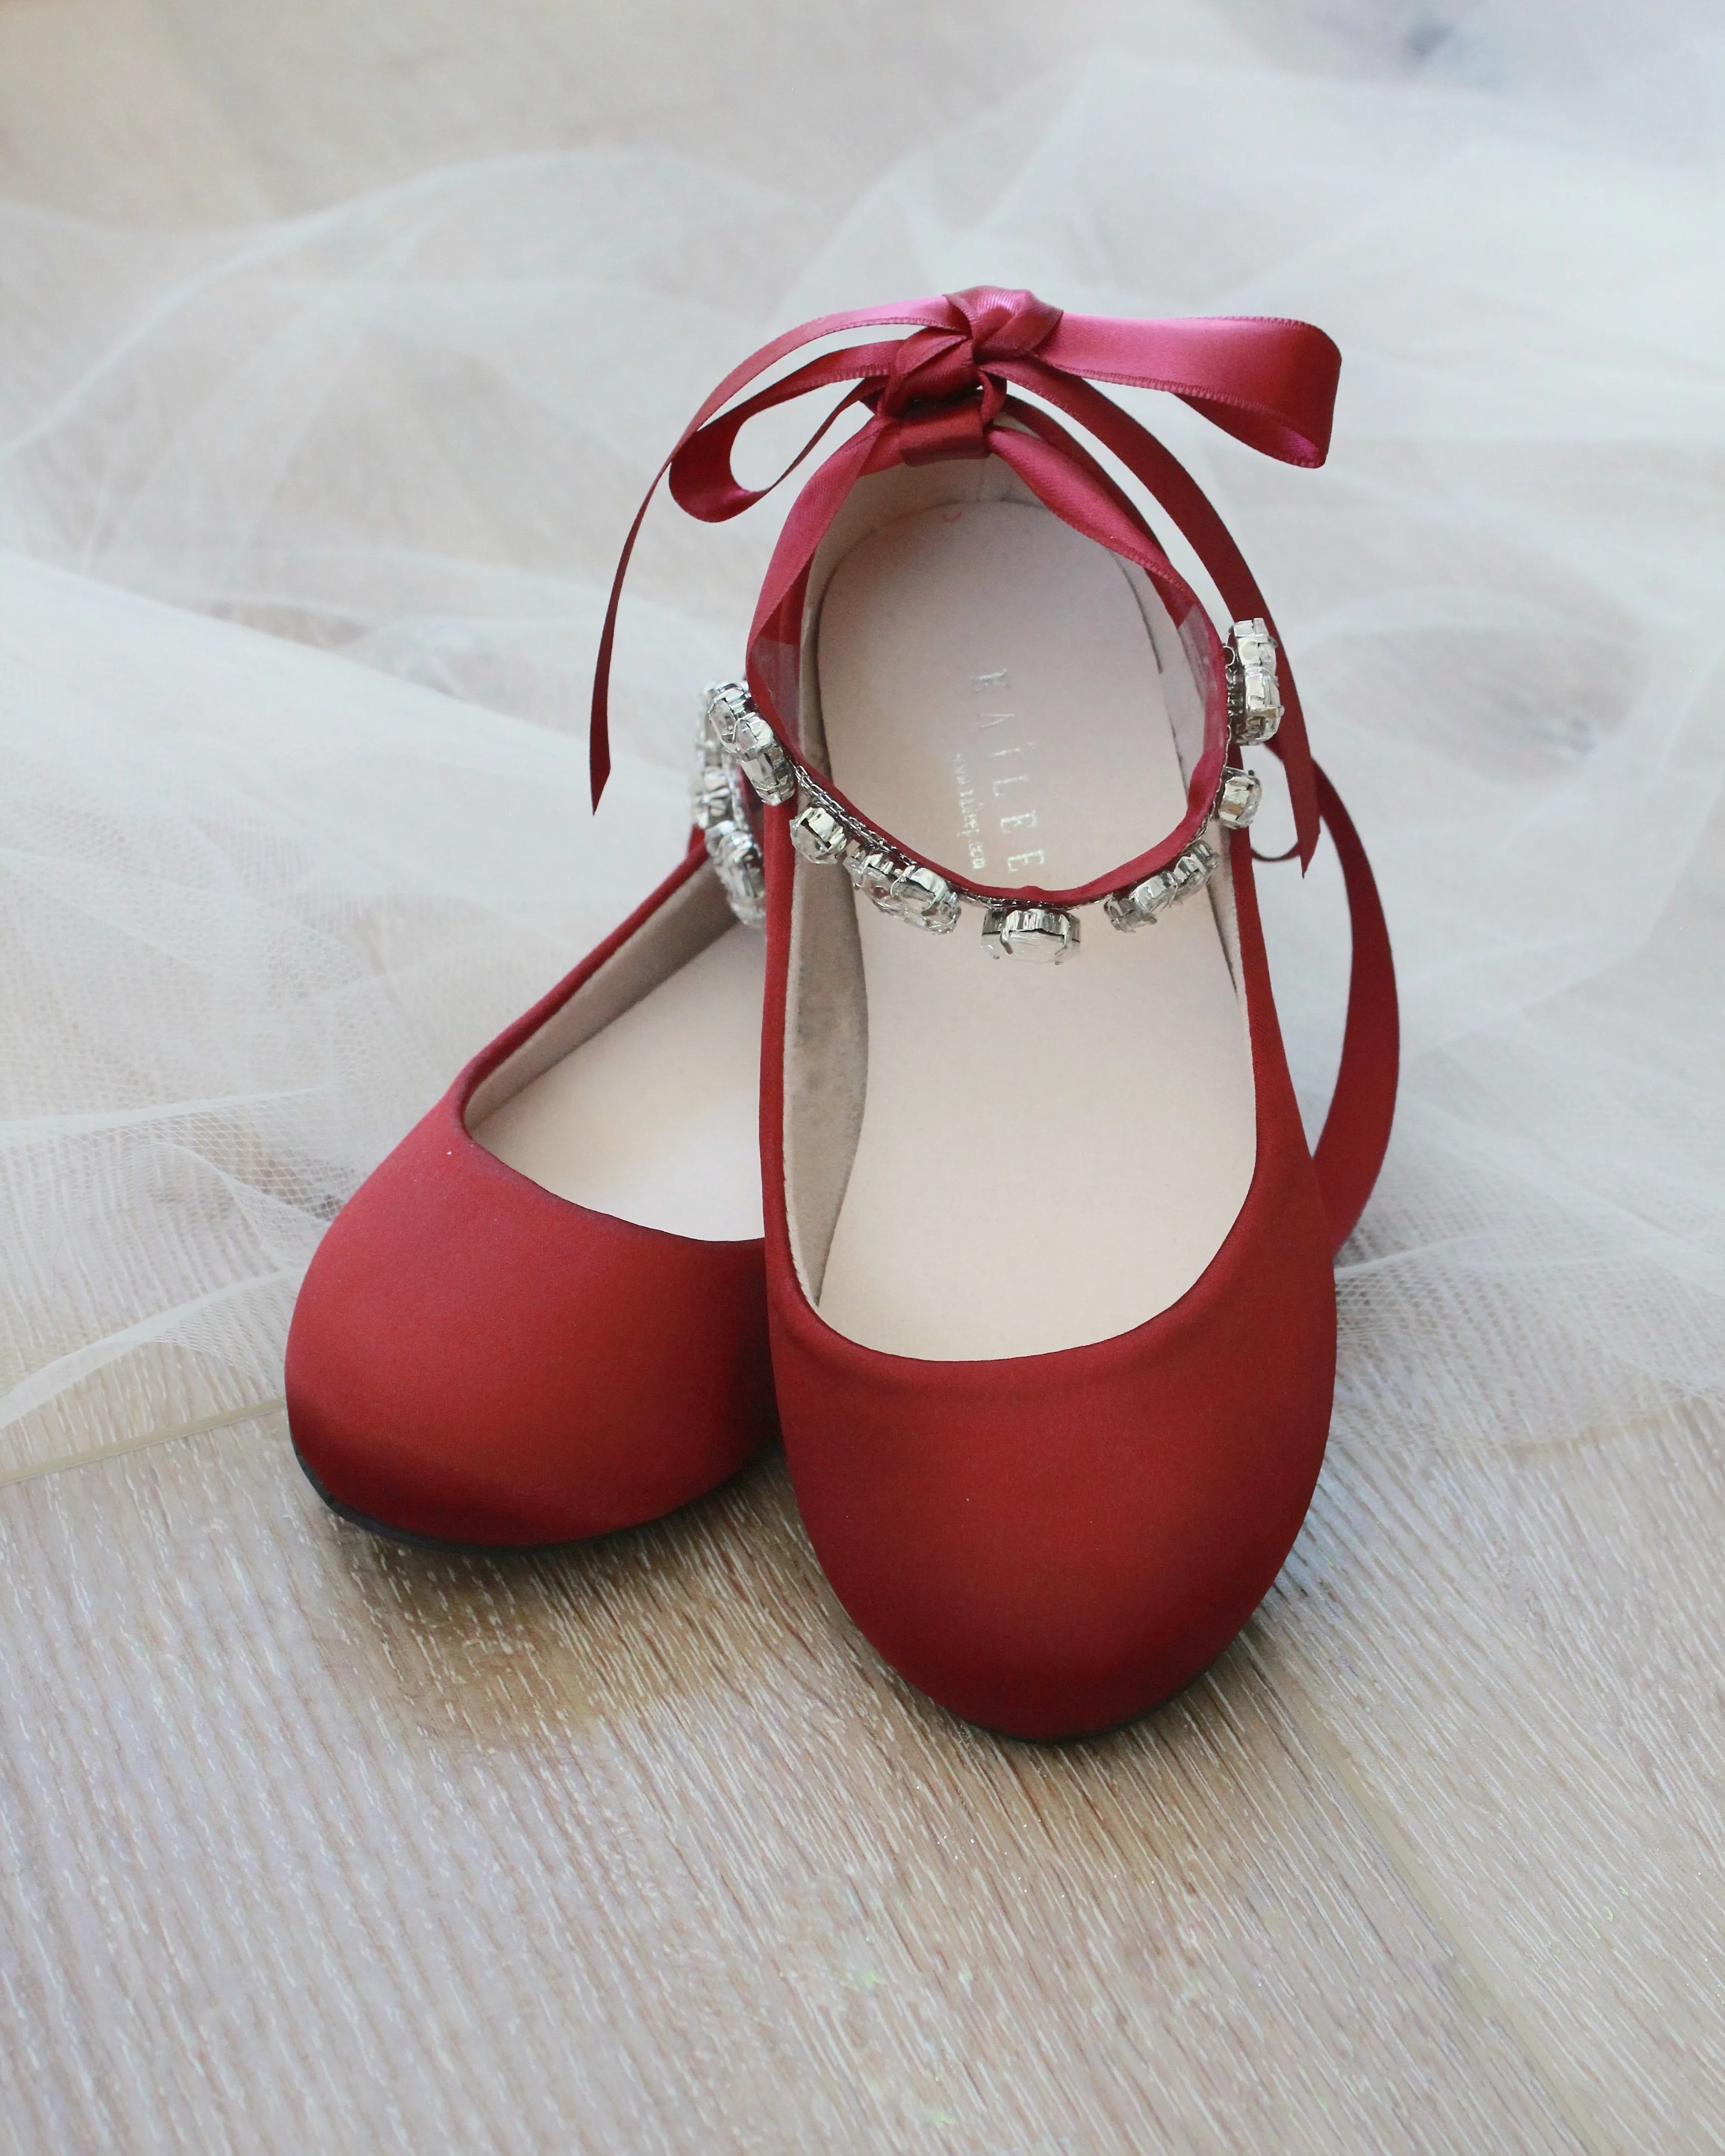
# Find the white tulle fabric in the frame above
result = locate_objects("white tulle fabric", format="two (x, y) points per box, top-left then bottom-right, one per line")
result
(1, 6), (1722, 1475)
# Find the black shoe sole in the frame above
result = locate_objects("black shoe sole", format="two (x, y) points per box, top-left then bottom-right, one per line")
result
(291, 1441), (592, 1556)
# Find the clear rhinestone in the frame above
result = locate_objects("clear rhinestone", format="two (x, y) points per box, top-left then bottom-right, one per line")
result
(1232, 618), (1276, 673)
(1174, 838), (1219, 889)
(983, 905), (1080, 963)
(1106, 840), (1218, 930)
(828, 831), (960, 931)
(1236, 673), (1281, 744)
(1228, 618), (1282, 746)
(690, 764), (741, 832)
(736, 724), (798, 806)
(889, 863), (960, 934)
(706, 822), (766, 926)
(702, 680), (751, 738)
(842, 840), (885, 890)
(703, 681), (797, 805)
(848, 846), (901, 909)
(789, 799), (849, 865)
(1105, 870), (1174, 931)
(1217, 767), (1261, 828)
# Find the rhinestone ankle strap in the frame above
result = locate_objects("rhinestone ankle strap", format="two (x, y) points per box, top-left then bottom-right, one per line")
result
(696, 620), (1280, 959)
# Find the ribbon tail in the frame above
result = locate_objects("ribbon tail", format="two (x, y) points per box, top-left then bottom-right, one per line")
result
(589, 300), (973, 808)
(1000, 360), (1324, 868)
(1036, 313), (1341, 468)
(1308, 762), (1399, 1251)
(589, 458), (675, 809)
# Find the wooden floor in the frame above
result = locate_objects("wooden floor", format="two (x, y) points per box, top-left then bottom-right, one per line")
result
(6, 1393), (1724, 2153)
(2, 6), (1722, 2152)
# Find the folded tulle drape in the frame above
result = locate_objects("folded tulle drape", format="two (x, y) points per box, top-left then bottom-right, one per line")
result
(0, 16), (1722, 1474)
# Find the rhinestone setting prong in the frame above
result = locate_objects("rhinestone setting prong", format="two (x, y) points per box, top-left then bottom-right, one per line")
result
(1217, 765), (1262, 828)
(703, 680), (798, 805)
(982, 905), (1081, 963)
(1228, 618), (1282, 746)
(1104, 839), (1220, 932)
(693, 691), (768, 926)
(788, 799), (849, 865)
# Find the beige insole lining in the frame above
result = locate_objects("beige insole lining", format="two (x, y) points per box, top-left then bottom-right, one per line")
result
(475, 872), (765, 1243)
(812, 499), (1257, 1360)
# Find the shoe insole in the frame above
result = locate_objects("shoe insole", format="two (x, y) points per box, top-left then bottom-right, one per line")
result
(814, 499), (1257, 1359)
(476, 922), (765, 1241)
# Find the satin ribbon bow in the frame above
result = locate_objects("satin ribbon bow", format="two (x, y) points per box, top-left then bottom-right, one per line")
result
(591, 286), (1339, 874)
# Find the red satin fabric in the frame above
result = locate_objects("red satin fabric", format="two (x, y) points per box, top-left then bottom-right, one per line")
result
(282, 283), (1396, 1741)
(761, 812), (1338, 1740)
(701, 299), (1394, 1737)
(591, 286), (1340, 880)
(286, 848), (776, 1546)
(1308, 762), (1400, 1252)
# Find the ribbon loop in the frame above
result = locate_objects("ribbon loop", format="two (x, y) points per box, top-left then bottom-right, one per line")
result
(591, 287), (1341, 873)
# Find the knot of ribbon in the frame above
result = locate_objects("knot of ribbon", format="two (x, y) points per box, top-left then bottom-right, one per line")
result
(591, 286), (1341, 882)
(869, 286), (1064, 462)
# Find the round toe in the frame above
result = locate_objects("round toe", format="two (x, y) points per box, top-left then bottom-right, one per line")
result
(287, 1100), (773, 1546)
(788, 1340), (1332, 1739)
(772, 1163), (1336, 1739)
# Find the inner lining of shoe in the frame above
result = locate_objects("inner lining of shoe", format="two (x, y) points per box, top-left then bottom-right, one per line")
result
(790, 462), (1258, 1360)
(471, 862), (766, 1243)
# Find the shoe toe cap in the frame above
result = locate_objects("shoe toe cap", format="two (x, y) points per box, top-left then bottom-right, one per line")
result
(780, 1257), (1335, 1740)
(287, 1099), (772, 1546)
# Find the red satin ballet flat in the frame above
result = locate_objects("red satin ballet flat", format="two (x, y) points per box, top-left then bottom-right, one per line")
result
(593, 288), (1398, 1736)
(286, 809), (775, 1549)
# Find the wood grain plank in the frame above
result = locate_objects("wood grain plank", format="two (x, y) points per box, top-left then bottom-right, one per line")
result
(1255, 1385), (1725, 2155)
(0, 1417), (1581, 2155)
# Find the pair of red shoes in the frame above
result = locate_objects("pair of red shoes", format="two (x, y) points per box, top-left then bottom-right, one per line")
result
(286, 289), (1397, 1741)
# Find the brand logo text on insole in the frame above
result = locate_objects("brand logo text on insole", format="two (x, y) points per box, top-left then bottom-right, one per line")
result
(955, 669), (1045, 876)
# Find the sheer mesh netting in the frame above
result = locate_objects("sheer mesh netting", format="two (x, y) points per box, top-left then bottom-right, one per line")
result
(0, 6), (1722, 1477)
